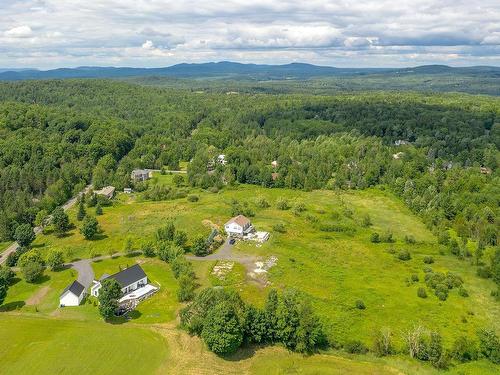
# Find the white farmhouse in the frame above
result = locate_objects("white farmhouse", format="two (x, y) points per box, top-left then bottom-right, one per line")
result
(91, 264), (148, 298)
(131, 169), (151, 182)
(224, 215), (253, 237)
(59, 280), (85, 307)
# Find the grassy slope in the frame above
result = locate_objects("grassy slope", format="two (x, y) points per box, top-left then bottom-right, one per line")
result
(3, 178), (498, 374)
(0, 315), (167, 375)
(30, 180), (499, 343)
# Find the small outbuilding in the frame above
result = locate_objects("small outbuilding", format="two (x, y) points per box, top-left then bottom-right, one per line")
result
(60, 280), (85, 307)
(95, 186), (115, 199)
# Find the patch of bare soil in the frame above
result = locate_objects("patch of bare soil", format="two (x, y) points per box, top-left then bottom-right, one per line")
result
(26, 286), (50, 305)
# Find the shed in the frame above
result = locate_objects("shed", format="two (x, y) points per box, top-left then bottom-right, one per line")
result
(60, 280), (85, 307)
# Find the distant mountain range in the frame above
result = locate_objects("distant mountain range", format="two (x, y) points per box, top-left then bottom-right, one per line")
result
(1, 61), (499, 81)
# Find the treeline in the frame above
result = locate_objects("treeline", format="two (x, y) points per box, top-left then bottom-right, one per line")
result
(0, 80), (497, 253)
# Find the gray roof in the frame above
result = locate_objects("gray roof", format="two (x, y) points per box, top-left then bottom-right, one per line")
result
(103, 264), (147, 288)
(61, 280), (85, 297)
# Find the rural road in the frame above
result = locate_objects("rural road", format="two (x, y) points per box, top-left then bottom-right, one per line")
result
(0, 184), (93, 265)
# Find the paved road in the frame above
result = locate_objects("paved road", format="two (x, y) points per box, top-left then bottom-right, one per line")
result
(187, 239), (257, 264)
(0, 184), (92, 265)
(70, 259), (95, 288)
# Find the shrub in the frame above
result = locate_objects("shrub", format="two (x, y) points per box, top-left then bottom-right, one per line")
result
(292, 202), (306, 214)
(372, 328), (393, 357)
(255, 196), (270, 208)
(52, 207), (70, 235)
(142, 242), (156, 257)
(477, 267), (491, 279)
(434, 283), (449, 301)
(411, 273), (419, 282)
(380, 231), (394, 243)
(355, 299), (366, 310)
(276, 197), (290, 210)
(477, 329), (500, 364)
(192, 236), (209, 256)
(171, 256), (194, 279)
(157, 242), (184, 263)
(451, 336), (478, 362)
(423, 256), (434, 264)
(417, 287), (427, 298)
(201, 301), (244, 355)
(437, 231), (450, 245)
(95, 203), (103, 215)
(404, 235), (416, 244)
(361, 214), (372, 227)
(458, 287), (469, 297)
(177, 274), (196, 302)
(187, 194), (199, 202)
(156, 221), (176, 242)
(272, 223), (286, 233)
(173, 230), (188, 248)
(398, 250), (411, 261)
(344, 340), (368, 354)
(22, 261), (44, 283)
(305, 214), (318, 223)
(429, 332), (449, 369)
(370, 233), (380, 243)
(80, 216), (99, 240)
(98, 278), (122, 320)
(14, 224), (35, 248)
(46, 249), (64, 271)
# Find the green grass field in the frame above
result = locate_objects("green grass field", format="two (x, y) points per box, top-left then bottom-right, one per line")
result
(1, 176), (499, 374)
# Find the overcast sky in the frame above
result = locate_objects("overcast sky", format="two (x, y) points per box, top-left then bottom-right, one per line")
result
(1, 0), (499, 69)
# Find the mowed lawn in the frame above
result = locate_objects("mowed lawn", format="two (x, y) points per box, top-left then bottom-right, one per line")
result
(0, 315), (167, 375)
(90, 256), (180, 323)
(29, 181), (500, 349)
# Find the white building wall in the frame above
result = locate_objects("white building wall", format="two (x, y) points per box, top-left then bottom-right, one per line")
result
(225, 223), (243, 235)
(60, 291), (83, 307)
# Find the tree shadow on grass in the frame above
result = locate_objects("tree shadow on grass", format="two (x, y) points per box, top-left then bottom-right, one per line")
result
(54, 264), (72, 272)
(0, 301), (25, 312)
(125, 251), (142, 258)
(90, 233), (108, 241)
(222, 345), (259, 361)
(32, 274), (51, 284)
(31, 243), (46, 249)
(9, 277), (21, 286)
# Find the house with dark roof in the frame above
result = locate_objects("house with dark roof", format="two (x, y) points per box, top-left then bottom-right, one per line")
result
(90, 264), (148, 298)
(60, 280), (85, 307)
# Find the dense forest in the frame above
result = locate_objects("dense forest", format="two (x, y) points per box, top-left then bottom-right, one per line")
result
(0, 79), (498, 252)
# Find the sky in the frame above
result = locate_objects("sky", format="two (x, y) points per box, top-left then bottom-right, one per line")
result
(1, 0), (499, 69)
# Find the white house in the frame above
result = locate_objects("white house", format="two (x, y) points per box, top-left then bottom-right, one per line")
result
(131, 169), (151, 182)
(217, 154), (227, 165)
(224, 215), (253, 237)
(91, 264), (148, 298)
(95, 186), (115, 199)
(60, 280), (85, 307)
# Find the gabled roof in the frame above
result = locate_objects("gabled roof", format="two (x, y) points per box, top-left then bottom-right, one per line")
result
(225, 215), (251, 227)
(60, 280), (85, 298)
(103, 264), (147, 288)
(95, 186), (115, 196)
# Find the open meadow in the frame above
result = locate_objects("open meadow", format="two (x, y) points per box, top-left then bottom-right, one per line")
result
(1, 174), (498, 374)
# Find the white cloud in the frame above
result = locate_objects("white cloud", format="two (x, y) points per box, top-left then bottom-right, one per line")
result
(0, 0), (499, 68)
(4, 25), (33, 38)
(142, 40), (154, 50)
